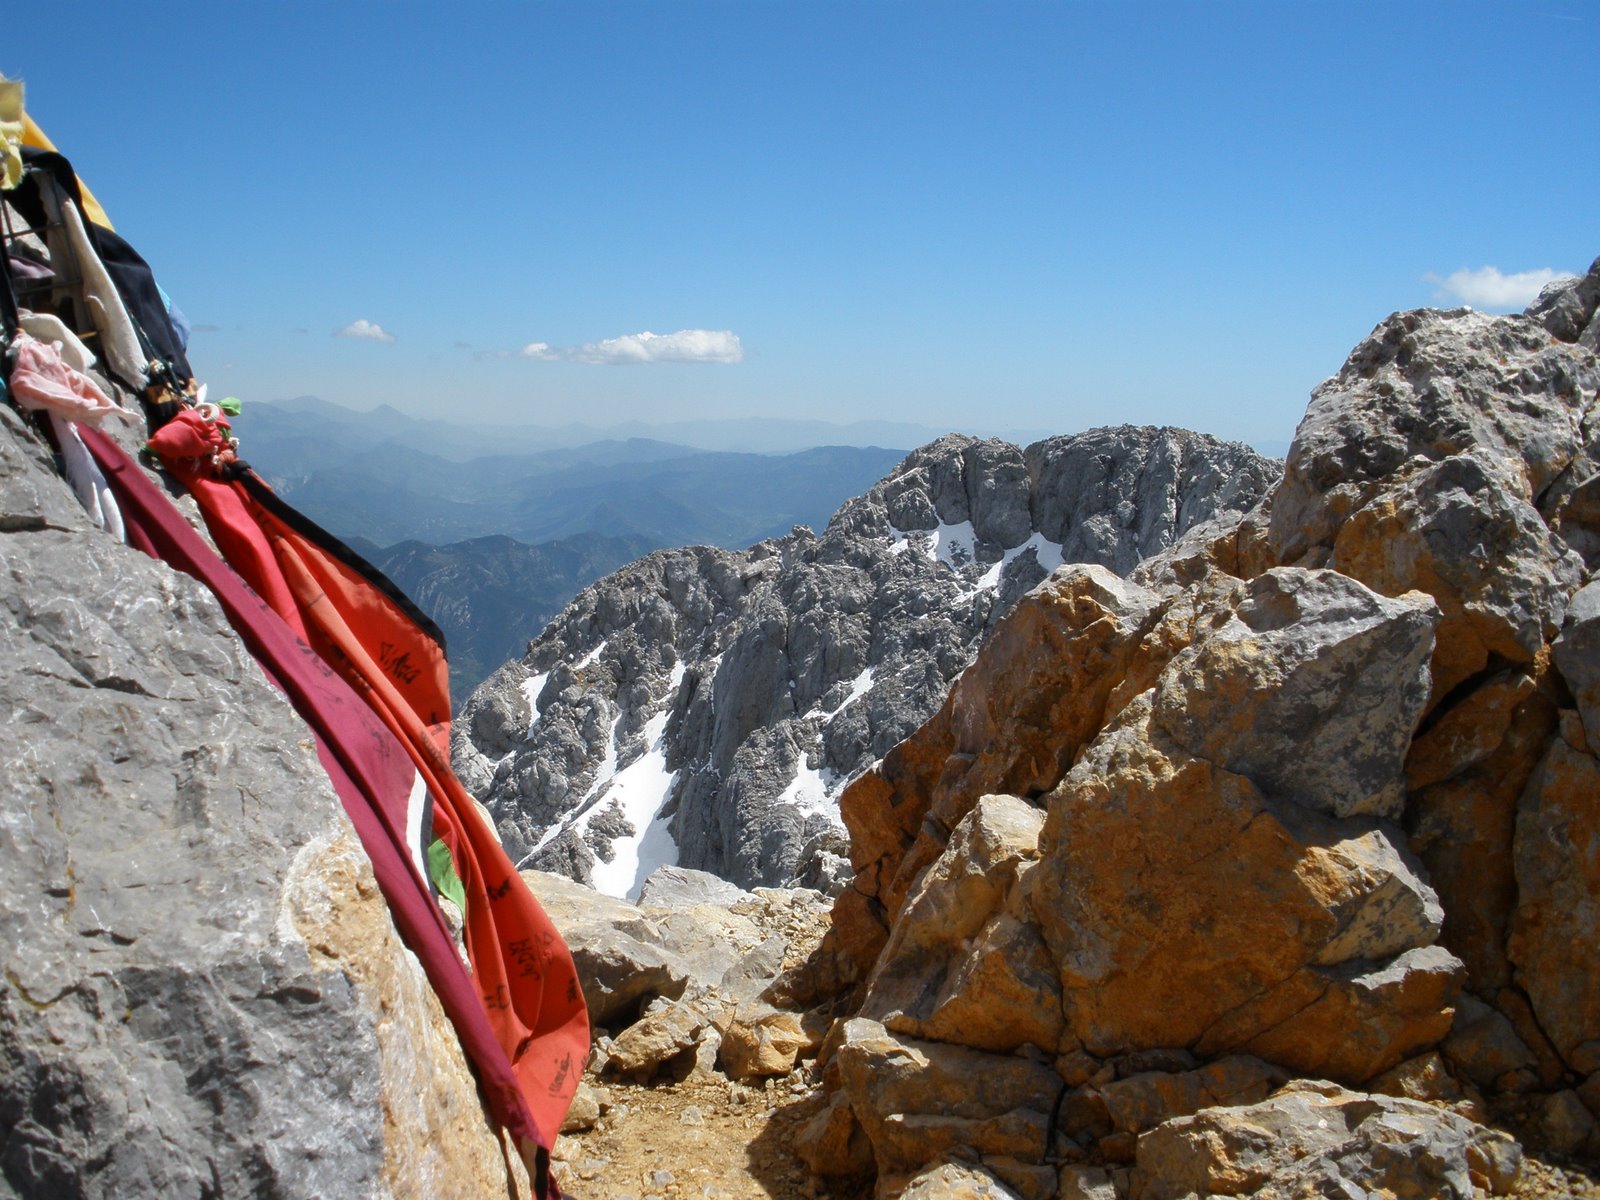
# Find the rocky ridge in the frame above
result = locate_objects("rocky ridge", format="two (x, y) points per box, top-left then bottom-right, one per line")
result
(453, 427), (1278, 897)
(773, 261), (1600, 1198)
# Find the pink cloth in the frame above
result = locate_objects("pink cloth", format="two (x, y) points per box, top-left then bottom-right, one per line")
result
(7, 330), (122, 424)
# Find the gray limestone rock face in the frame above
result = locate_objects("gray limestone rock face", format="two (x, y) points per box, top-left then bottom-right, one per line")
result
(1554, 579), (1600, 748)
(0, 406), (522, 1199)
(1151, 566), (1439, 820)
(1527, 255), (1600, 347)
(1028, 426), (1280, 575)
(1266, 275), (1600, 703)
(1131, 1080), (1523, 1200)
(455, 427), (1277, 895)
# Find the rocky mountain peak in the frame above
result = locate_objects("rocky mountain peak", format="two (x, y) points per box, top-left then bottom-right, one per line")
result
(453, 425), (1278, 897)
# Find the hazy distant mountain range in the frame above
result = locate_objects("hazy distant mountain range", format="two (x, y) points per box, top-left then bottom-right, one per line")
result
(243, 395), (1057, 460)
(237, 397), (909, 548)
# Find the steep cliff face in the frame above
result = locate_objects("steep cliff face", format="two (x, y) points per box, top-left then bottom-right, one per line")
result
(804, 262), (1600, 1199)
(452, 428), (1278, 896)
(0, 410), (526, 1198)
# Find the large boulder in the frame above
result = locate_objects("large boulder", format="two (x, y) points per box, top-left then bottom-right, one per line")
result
(0, 407), (524, 1198)
(857, 794), (1058, 1055)
(1028, 570), (1457, 1083)
(830, 564), (1170, 990)
(1132, 1080), (1523, 1199)
(834, 1019), (1063, 1185)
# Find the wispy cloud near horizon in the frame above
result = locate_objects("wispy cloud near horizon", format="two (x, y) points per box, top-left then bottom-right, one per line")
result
(1426, 266), (1576, 309)
(334, 318), (396, 343)
(483, 328), (744, 365)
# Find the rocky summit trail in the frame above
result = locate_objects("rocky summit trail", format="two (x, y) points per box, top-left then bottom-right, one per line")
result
(552, 1071), (858, 1200)
(544, 870), (876, 1200)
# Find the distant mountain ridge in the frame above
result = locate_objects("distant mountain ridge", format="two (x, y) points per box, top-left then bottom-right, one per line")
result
(254, 395), (1056, 458)
(237, 401), (907, 549)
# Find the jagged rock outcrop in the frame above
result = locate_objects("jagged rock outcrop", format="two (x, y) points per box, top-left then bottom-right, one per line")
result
(454, 427), (1277, 896)
(800, 260), (1600, 1198)
(0, 407), (526, 1198)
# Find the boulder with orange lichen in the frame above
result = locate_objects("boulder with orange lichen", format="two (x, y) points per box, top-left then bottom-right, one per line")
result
(1027, 569), (1456, 1081)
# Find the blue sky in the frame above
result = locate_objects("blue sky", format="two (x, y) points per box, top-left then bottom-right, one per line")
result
(9, 2), (1595, 451)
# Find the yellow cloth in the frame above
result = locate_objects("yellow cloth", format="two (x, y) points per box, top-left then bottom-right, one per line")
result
(19, 113), (114, 230)
(0, 77), (23, 190)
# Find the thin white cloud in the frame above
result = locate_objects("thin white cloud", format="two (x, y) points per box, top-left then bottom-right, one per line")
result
(1426, 266), (1577, 310)
(333, 318), (396, 344)
(568, 329), (743, 365)
(484, 328), (743, 365)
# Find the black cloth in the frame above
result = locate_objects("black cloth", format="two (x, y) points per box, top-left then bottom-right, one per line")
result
(11, 148), (193, 383)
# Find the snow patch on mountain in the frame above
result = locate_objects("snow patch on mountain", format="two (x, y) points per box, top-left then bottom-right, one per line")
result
(980, 532), (1065, 591)
(811, 667), (875, 720)
(520, 670), (550, 738)
(584, 702), (680, 899)
(779, 758), (844, 825)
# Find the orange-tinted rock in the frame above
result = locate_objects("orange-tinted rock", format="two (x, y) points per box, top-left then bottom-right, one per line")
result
(1027, 569), (1458, 1082)
(1210, 946), (1462, 1083)
(860, 795), (1059, 1054)
(793, 1094), (874, 1178)
(830, 566), (1163, 986)
(1368, 1051), (1482, 1117)
(1441, 992), (1542, 1094)
(1405, 667), (1540, 791)
(1097, 1056), (1286, 1136)
(840, 749), (938, 894)
(604, 1001), (705, 1078)
(718, 1006), (808, 1080)
(1405, 689), (1557, 991)
(1508, 737), (1600, 1074)
(1329, 456), (1578, 701)
(835, 1019), (1061, 1181)
(1490, 986), (1569, 1091)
